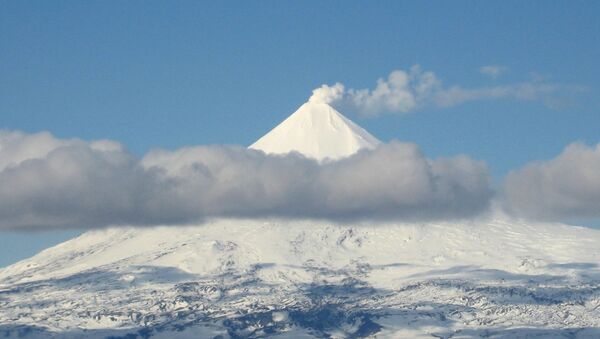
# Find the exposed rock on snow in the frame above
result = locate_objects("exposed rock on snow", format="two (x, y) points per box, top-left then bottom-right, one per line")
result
(2, 218), (600, 338)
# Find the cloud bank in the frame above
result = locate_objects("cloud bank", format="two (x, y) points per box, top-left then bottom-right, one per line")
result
(504, 142), (600, 221)
(309, 65), (576, 116)
(0, 131), (492, 231)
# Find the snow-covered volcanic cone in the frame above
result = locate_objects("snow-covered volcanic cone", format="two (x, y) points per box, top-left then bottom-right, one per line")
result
(250, 101), (380, 160)
(2, 102), (600, 338)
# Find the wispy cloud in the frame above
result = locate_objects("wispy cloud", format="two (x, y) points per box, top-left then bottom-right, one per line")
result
(434, 82), (561, 107)
(309, 65), (581, 116)
(0, 131), (492, 231)
(479, 65), (508, 78)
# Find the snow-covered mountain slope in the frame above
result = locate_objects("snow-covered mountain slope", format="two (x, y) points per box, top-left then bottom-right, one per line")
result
(250, 101), (380, 161)
(2, 217), (600, 338)
(2, 102), (600, 338)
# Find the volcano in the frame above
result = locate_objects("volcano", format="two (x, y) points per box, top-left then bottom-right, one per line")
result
(2, 101), (600, 338)
(250, 101), (380, 160)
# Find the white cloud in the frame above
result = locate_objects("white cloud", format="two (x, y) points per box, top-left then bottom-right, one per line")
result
(0, 131), (73, 171)
(504, 142), (600, 221)
(347, 66), (441, 116)
(479, 65), (508, 78)
(308, 66), (441, 116)
(0, 131), (493, 230)
(309, 66), (576, 116)
(309, 83), (345, 104)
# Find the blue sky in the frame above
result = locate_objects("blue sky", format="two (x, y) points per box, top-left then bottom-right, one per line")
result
(1, 1), (599, 267)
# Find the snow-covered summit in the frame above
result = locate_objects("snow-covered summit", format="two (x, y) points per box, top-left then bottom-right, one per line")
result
(250, 101), (380, 161)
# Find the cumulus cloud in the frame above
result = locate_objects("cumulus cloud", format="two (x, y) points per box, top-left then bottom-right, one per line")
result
(309, 65), (441, 116)
(479, 65), (508, 78)
(0, 131), (493, 230)
(504, 142), (600, 221)
(309, 65), (577, 116)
